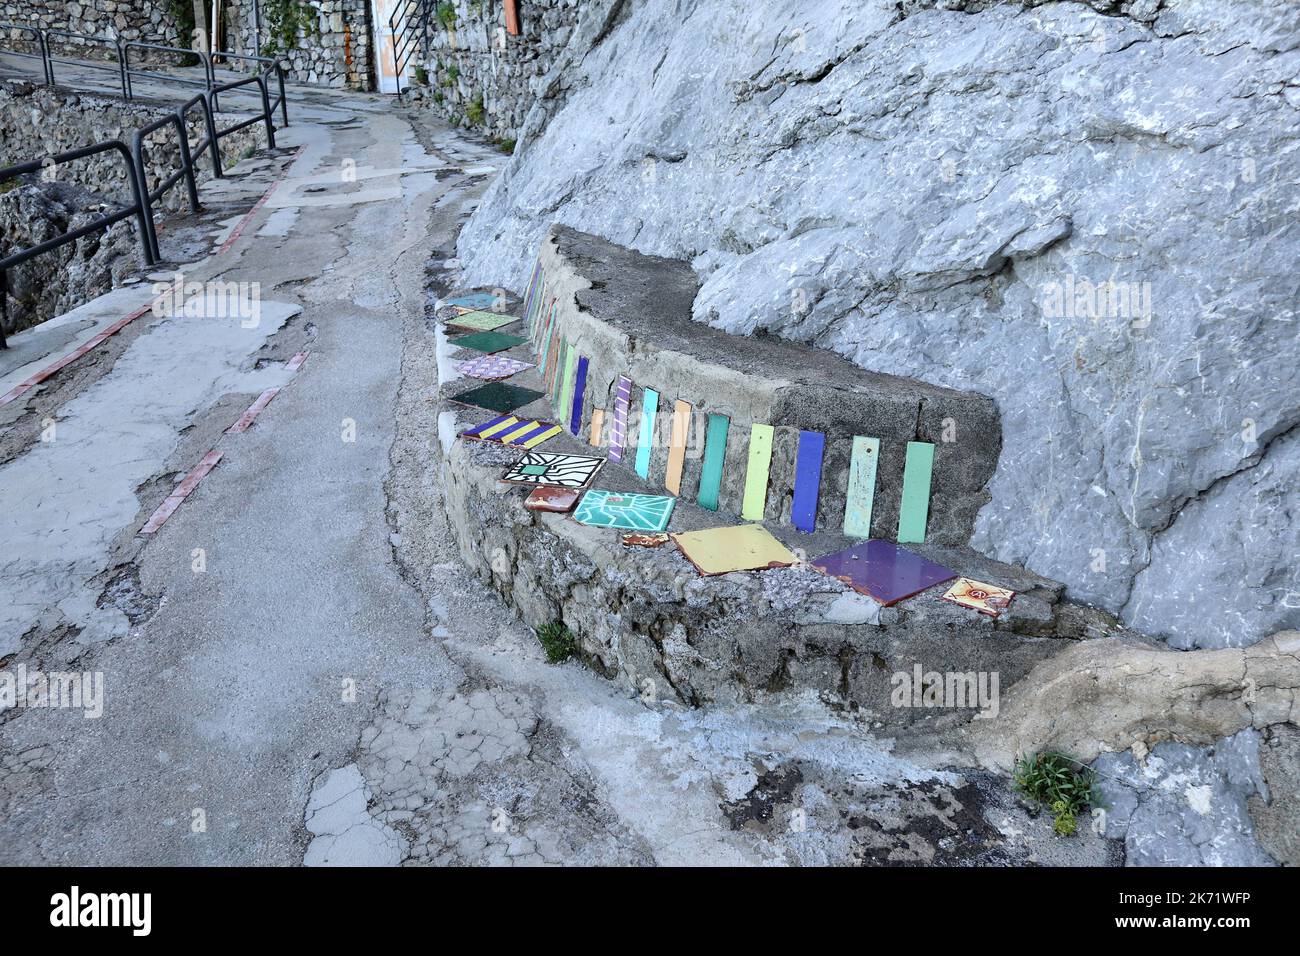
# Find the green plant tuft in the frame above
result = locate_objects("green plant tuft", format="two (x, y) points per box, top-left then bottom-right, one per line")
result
(436, 1), (458, 30)
(535, 621), (578, 663)
(260, 0), (318, 59)
(1013, 751), (1099, 838)
(465, 91), (485, 125)
(495, 137), (516, 155)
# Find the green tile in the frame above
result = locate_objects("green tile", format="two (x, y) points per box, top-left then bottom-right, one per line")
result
(557, 345), (578, 418)
(697, 413), (730, 511)
(843, 436), (880, 538)
(450, 381), (545, 415)
(897, 441), (935, 543)
(447, 310), (518, 332)
(450, 330), (529, 354)
(635, 388), (659, 479)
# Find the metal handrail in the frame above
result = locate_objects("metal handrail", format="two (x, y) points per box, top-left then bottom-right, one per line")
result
(123, 40), (214, 101)
(0, 22), (290, 126)
(132, 112), (202, 261)
(0, 139), (156, 346)
(42, 29), (128, 99)
(207, 74), (277, 151)
(0, 33), (288, 347)
(0, 23), (51, 84)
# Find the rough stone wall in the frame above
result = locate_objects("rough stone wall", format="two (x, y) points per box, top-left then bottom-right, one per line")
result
(410, 0), (580, 143)
(222, 0), (374, 90)
(455, 0), (1300, 652)
(0, 1), (183, 50)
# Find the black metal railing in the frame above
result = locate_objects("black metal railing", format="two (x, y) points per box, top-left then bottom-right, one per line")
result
(0, 22), (289, 124)
(388, 0), (433, 94)
(0, 28), (292, 347)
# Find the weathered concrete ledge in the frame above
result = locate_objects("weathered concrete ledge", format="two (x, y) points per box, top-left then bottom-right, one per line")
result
(535, 226), (1002, 545)
(441, 416), (1095, 727)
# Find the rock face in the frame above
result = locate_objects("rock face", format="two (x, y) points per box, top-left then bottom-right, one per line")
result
(454, 0), (1300, 650)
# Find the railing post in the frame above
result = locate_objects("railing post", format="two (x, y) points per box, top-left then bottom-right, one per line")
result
(172, 114), (201, 213)
(43, 29), (56, 85)
(0, 268), (9, 350)
(197, 94), (222, 178)
(257, 74), (276, 149)
(116, 39), (128, 99)
(276, 62), (288, 127)
(130, 131), (162, 263)
(39, 29), (53, 85)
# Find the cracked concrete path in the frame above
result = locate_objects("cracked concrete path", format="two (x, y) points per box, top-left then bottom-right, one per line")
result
(0, 71), (1120, 867)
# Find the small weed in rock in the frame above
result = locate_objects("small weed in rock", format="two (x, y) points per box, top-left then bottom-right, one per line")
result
(1013, 750), (1100, 837)
(536, 621), (578, 663)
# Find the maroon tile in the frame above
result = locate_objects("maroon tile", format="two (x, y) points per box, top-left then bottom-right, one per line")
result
(524, 487), (581, 513)
(811, 539), (956, 606)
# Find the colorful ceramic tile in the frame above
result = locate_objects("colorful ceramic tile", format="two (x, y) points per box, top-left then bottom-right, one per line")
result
(791, 430), (825, 533)
(843, 436), (880, 538)
(542, 323), (562, 389)
(447, 310), (518, 333)
(444, 292), (501, 310)
(635, 388), (659, 479)
(455, 354), (534, 381)
(557, 346), (578, 420)
(502, 452), (605, 488)
(664, 400), (691, 496)
(622, 531), (670, 548)
(610, 375), (632, 463)
(573, 489), (676, 532)
(450, 382), (545, 415)
(569, 355), (589, 435)
(589, 408), (605, 447)
(811, 539), (956, 606)
(897, 441), (935, 543)
(451, 330), (528, 355)
(536, 300), (556, 363)
(524, 486), (581, 513)
(671, 524), (797, 576)
(941, 577), (1016, 618)
(741, 423), (775, 521)
(697, 414), (730, 511)
(460, 415), (563, 450)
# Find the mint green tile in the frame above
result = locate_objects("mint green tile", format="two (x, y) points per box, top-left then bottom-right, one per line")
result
(843, 436), (880, 538)
(635, 388), (659, 479)
(897, 441), (935, 543)
(697, 414), (730, 511)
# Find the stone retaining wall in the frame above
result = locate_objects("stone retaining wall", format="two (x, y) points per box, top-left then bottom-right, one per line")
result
(435, 228), (1109, 724)
(411, 0), (581, 143)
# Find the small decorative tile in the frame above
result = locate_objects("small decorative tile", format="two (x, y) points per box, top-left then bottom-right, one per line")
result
(573, 489), (676, 532)
(450, 331), (529, 354)
(447, 310), (518, 332)
(501, 452), (605, 488)
(460, 414), (562, 449)
(444, 292), (501, 310)
(941, 577), (1016, 618)
(670, 524), (797, 576)
(450, 382), (545, 415)
(524, 487), (582, 513)
(622, 532), (670, 548)
(811, 539), (956, 606)
(456, 354), (534, 381)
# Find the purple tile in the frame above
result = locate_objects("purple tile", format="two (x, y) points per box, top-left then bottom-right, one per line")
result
(811, 539), (956, 606)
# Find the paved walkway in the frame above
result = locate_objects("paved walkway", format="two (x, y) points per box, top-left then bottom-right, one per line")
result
(0, 59), (1107, 866)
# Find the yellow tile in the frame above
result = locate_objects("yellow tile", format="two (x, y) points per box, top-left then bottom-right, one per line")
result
(670, 524), (796, 576)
